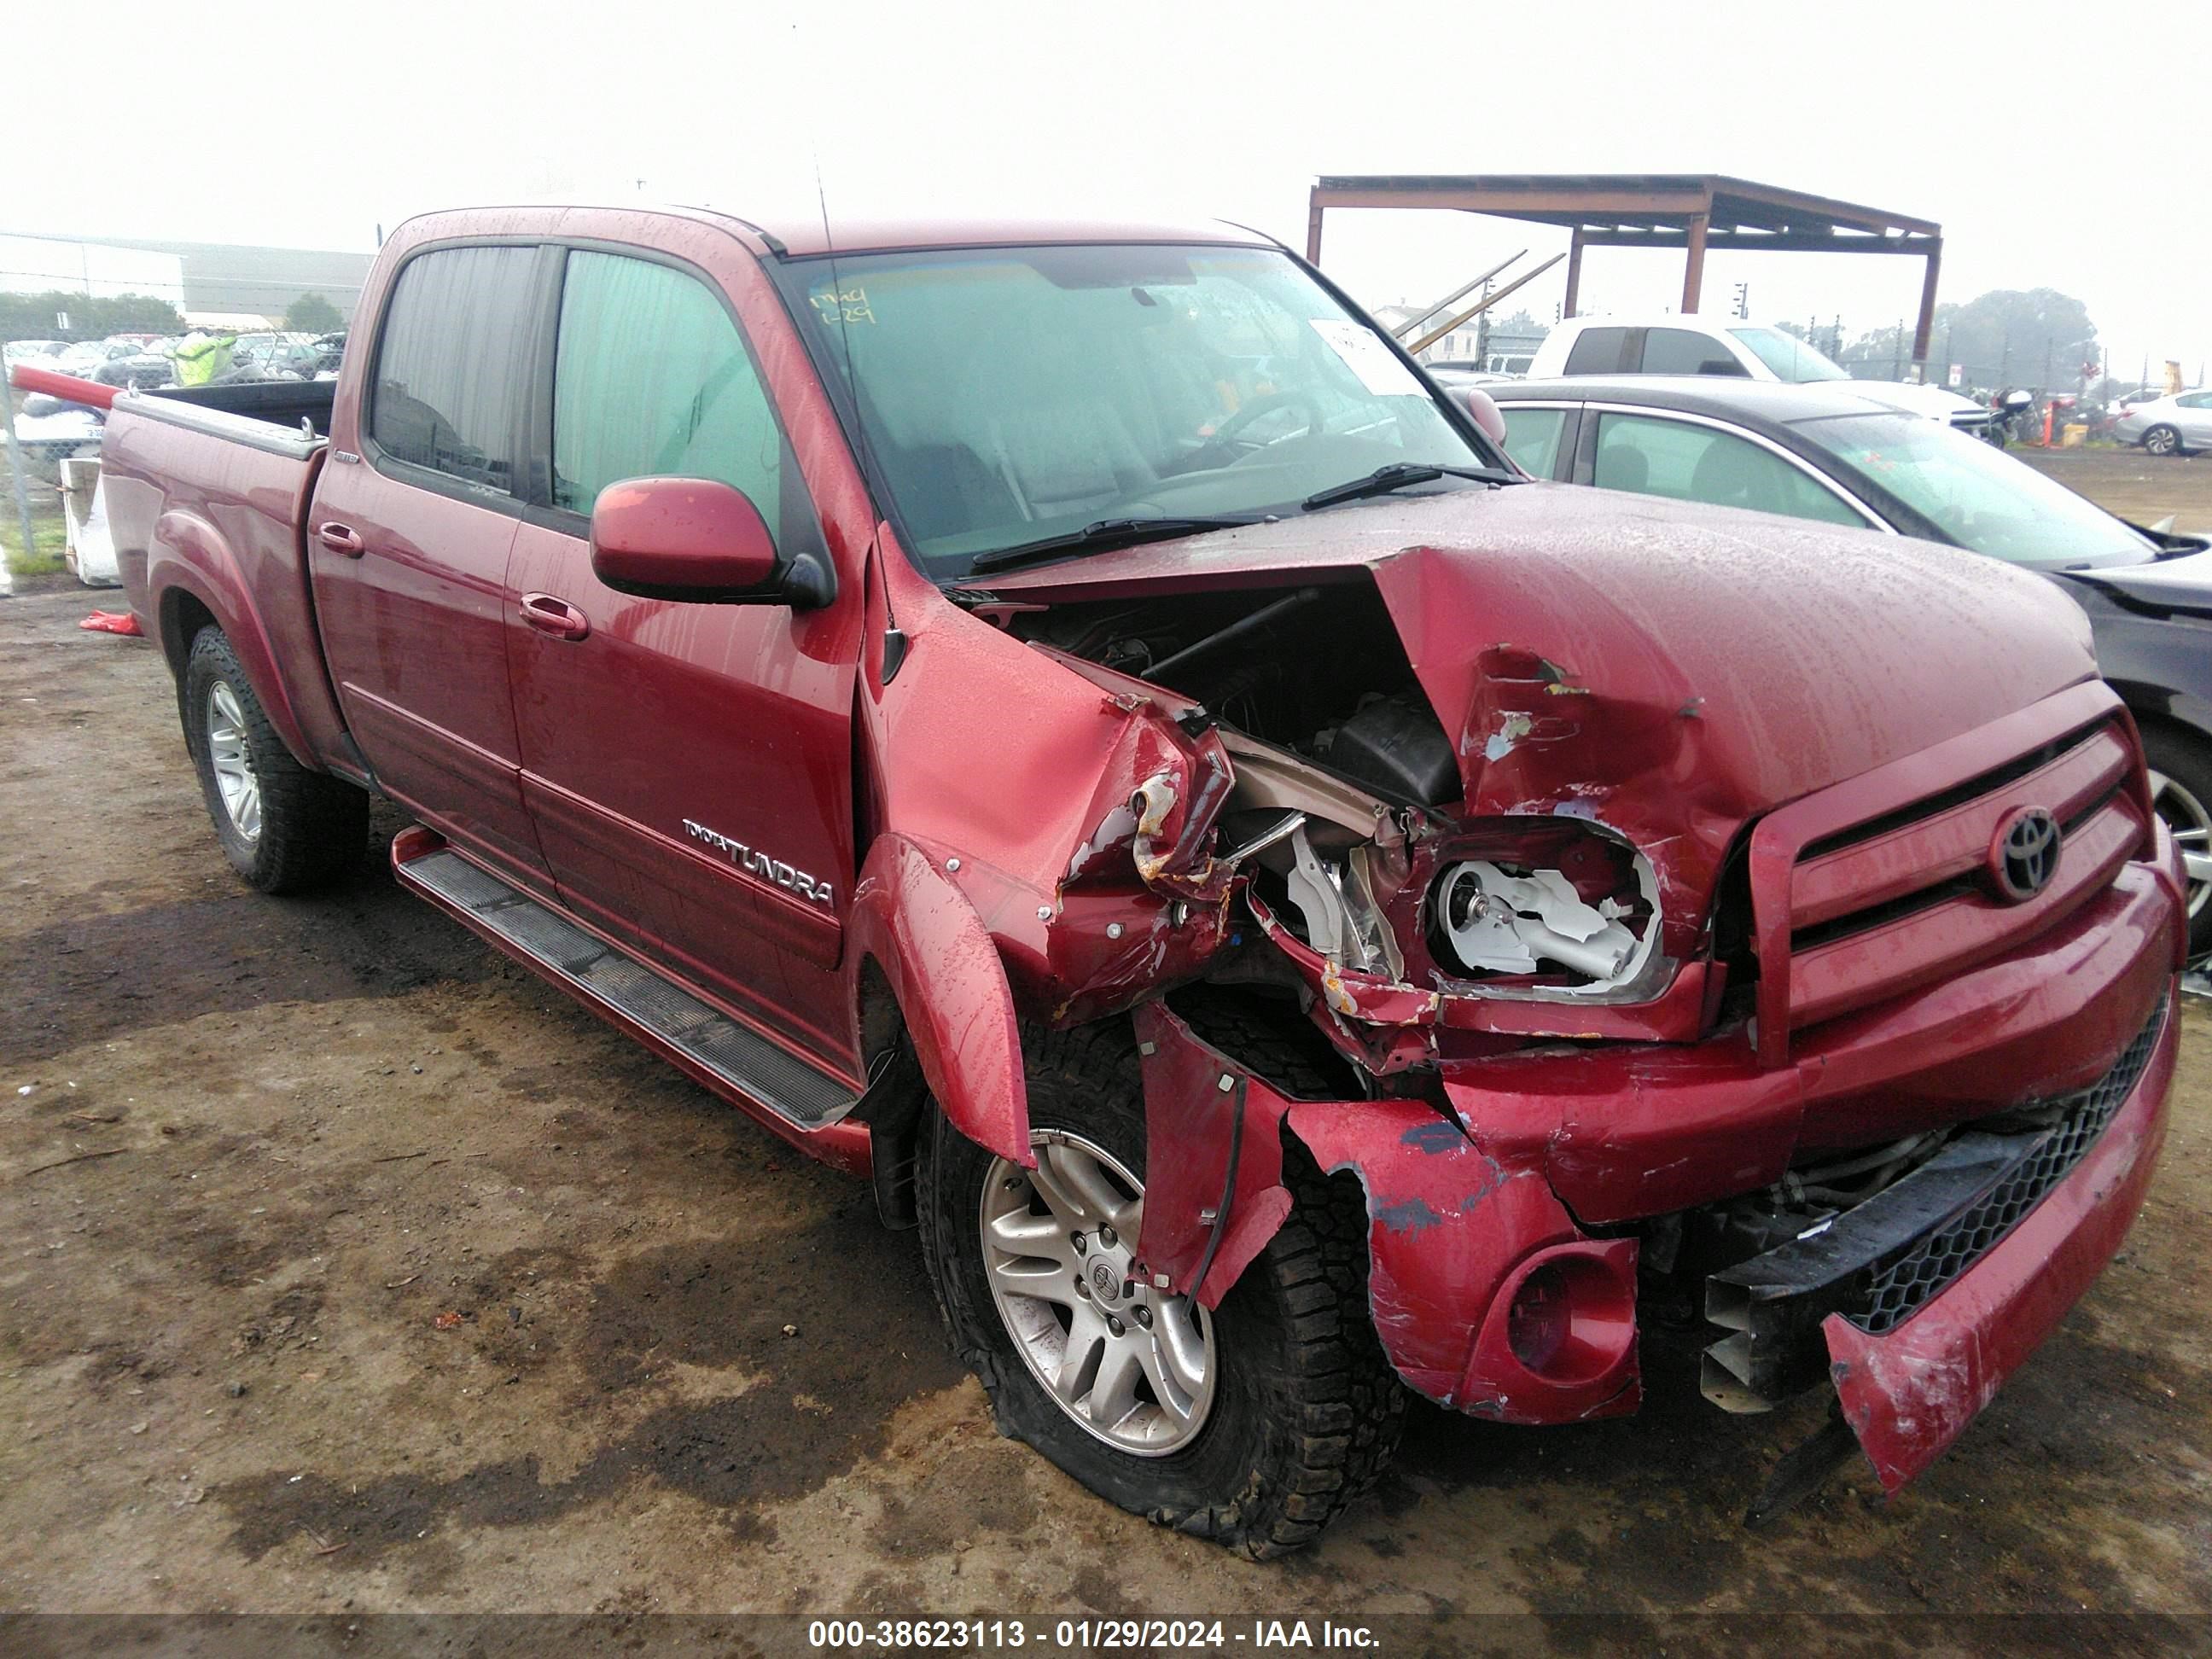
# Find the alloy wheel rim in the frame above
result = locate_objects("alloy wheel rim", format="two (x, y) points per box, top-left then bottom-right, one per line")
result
(979, 1129), (1216, 1457)
(2148, 768), (2212, 920)
(207, 681), (261, 844)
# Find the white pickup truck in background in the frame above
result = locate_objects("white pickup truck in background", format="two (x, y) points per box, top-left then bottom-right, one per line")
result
(1528, 313), (1993, 434)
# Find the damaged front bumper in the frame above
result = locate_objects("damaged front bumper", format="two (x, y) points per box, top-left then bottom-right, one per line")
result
(1817, 987), (2178, 1491)
(1133, 863), (2182, 1470)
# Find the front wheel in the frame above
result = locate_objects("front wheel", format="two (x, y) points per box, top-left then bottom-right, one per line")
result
(2144, 726), (2212, 959)
(917, 1022), (1404, 1557)
(183, 627), (368, 893)
(2143, 424), (2183, 457)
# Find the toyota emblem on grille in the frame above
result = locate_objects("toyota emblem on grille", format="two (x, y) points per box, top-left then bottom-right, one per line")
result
(1991, 807), (2062, 901)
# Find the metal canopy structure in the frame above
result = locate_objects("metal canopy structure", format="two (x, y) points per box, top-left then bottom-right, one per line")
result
(1307, 173), (1945, 367)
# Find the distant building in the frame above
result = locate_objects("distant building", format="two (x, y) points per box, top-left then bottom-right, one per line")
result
(0, 231), (374, 324)
(0, 234), (185, 308)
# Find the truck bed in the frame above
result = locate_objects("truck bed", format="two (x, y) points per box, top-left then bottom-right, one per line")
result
(148, 377), (337, 436)
(98, 387), (354, 775)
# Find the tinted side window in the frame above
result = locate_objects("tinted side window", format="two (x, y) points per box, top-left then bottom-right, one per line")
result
(552, 251), (784, 524)
(1563, 326), (1631, 375)
(1640, 328), (1749, 377)
(370, 246), (537, 492)
(1499, 407), (1569, 479)
(1592, 412), (1866, 527)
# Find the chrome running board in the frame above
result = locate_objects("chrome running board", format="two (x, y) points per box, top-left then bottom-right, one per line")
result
(396, 846), (859, 1129)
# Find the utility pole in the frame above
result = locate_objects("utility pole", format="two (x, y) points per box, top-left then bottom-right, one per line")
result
(1892, 318), (1904, 381)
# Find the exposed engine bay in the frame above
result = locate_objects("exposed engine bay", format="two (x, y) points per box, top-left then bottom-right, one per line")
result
(993, 577), (1668, 1022)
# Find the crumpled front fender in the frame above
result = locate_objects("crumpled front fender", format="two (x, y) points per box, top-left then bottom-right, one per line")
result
(848, 833), (1031, 1167)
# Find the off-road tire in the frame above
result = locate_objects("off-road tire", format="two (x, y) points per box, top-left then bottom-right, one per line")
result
(917, 1017), (1405, 1557)
(183, 626), (368, 893)
(2143, 725), (2212, 960)
(2143, 424), (2183, 458)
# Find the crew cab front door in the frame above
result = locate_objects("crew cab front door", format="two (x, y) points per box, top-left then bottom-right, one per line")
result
(505, 245), (859, 1070)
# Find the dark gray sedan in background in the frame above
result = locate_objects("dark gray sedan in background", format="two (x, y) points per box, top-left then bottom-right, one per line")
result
(1485, 376), (2212, 955)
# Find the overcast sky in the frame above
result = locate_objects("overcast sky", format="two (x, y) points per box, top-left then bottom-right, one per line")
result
(21, 0), (2208, 381)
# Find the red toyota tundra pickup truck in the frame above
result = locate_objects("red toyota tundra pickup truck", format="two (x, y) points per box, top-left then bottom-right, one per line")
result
(79, 206), (2186, 1553)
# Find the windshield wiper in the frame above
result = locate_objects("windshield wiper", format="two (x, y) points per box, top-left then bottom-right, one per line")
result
(1300, 463), (1521, 512)
(966, 515), (1259, 574)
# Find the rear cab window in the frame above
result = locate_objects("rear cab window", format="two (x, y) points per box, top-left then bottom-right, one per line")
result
(1640, 328), (1749, 377)
(1563, 326), (1633, 375)
(368, 245), (538, 492)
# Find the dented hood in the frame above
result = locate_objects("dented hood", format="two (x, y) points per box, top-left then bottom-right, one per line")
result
(968, 483), (2099, 923)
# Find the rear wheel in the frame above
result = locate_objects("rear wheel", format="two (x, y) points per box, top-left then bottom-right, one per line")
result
(2143, 424), (2182, 457)
(2144, 726), (2212, 959)
(917, 1021), (1404, 1557)
(183, 627), (368, 893)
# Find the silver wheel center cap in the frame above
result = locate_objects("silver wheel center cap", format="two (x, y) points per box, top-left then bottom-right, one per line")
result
(1091, 1261), (1121, 1301)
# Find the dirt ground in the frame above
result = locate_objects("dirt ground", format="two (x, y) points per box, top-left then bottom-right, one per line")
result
(2015, 445), (2212, 533)
(2, 571), (2209, 1644)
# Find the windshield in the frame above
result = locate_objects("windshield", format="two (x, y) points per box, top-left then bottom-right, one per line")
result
(782, 243), (1493, 576)
(1729, 326), (1852, 383)
(1796, 410), (2153, 568)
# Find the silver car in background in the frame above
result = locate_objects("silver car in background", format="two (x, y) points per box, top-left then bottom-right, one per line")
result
(2116, 390), (2212, 457)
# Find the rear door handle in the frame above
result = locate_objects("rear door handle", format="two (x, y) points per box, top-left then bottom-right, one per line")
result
(316, 521), (364, 556)
(520, 591), (591, 642)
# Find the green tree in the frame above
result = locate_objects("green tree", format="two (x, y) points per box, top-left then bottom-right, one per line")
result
(0, 290), (184, 341)
(1838, 288), (2099, 393)
(283, 293), (343, 333)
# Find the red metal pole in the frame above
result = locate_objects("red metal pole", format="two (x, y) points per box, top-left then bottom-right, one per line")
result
(9, 363), (119, 410)
(1563, 228), (1585, 319)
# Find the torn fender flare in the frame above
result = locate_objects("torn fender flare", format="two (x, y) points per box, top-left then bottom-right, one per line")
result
(1823, 985), (2179, 1494)
(1132, 1003), (1298, 1309)
(848, 834), (1031, 1167)
(1285, 1097), (1639, 1418)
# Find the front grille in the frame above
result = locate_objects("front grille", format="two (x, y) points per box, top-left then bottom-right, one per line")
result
(1851, 1003), (2166, 1335)
(1749, 690), (2146, 1062)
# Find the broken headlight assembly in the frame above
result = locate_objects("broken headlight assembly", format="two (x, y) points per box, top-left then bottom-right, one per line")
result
(1419, 822), (1662, 997)
(1429, 839), (1661, 992)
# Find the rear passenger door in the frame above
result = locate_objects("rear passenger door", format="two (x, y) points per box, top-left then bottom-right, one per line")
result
(1578, 410), (1875, 527)
(310, 242), (551, 880)
(505, 246), (859, 1068)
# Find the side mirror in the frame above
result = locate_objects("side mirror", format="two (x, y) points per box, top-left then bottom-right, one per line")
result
(589, 476), (832, 608)
(1452, 385), (1508, 444)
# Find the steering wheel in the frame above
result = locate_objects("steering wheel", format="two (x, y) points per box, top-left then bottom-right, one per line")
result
(1184, 390), (1319, 469)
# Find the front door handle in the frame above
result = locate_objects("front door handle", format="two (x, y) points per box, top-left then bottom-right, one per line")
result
(316, 521), (364, 556)
(520, 591), (591, 642)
